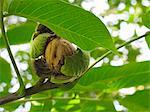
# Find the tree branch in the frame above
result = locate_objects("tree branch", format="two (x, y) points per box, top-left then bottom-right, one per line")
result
(0, 81), (61, 105)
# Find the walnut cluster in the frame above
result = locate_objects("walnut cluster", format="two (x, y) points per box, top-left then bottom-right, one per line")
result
(32, 24), (76, 77)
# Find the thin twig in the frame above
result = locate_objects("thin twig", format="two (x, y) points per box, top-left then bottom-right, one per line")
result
(83, 31), (150, 74)
(10, 96), (101, 104)
(0, 0), (25, 93)
(0, 81), (60, 105)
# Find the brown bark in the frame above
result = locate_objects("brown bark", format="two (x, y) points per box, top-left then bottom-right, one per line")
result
(0, 81), (61, 105)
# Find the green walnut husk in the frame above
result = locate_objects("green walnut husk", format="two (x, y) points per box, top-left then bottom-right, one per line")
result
(31, 25), (90, 84)
(30, 33), (51, 58)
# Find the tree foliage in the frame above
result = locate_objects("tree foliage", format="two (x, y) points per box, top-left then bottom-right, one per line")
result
(0, 0), (150, 112)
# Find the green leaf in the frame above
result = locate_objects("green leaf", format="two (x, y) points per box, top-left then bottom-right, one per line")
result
(30, 103), (43, 112)
(108, 73), (150, 89)
(3, 0), (12, 12)
(0, 22), (36, 48)
(0, 102), (20, 112)
(67, 104), (80, 112)
(62, 0), (69, 2)
(79, 61), (150, 89)
(54, 99), (69, 111)
(41, 100), (52, 112)
(0, 57), (11, 83)
(80, 99), (116, 112)
(145, 34), (150, 49)
(142, 11), (150, 28)
(90, 47), (107, 59)
(30, 92), (52, 112)
(72, 82), (109, 92)
(81, 101), (96, 112)
(97, 100), (116, 112)
(8, 0), (117, 52)
(119, 90), (150, 112)
(127, 45), (140, 63)
(0, 57), (11, 97)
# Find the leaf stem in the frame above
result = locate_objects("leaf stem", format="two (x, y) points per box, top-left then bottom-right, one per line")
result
(0, 0), (25, 94)
(84, 31), (150, 74)
(11, 96), (101, 104)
